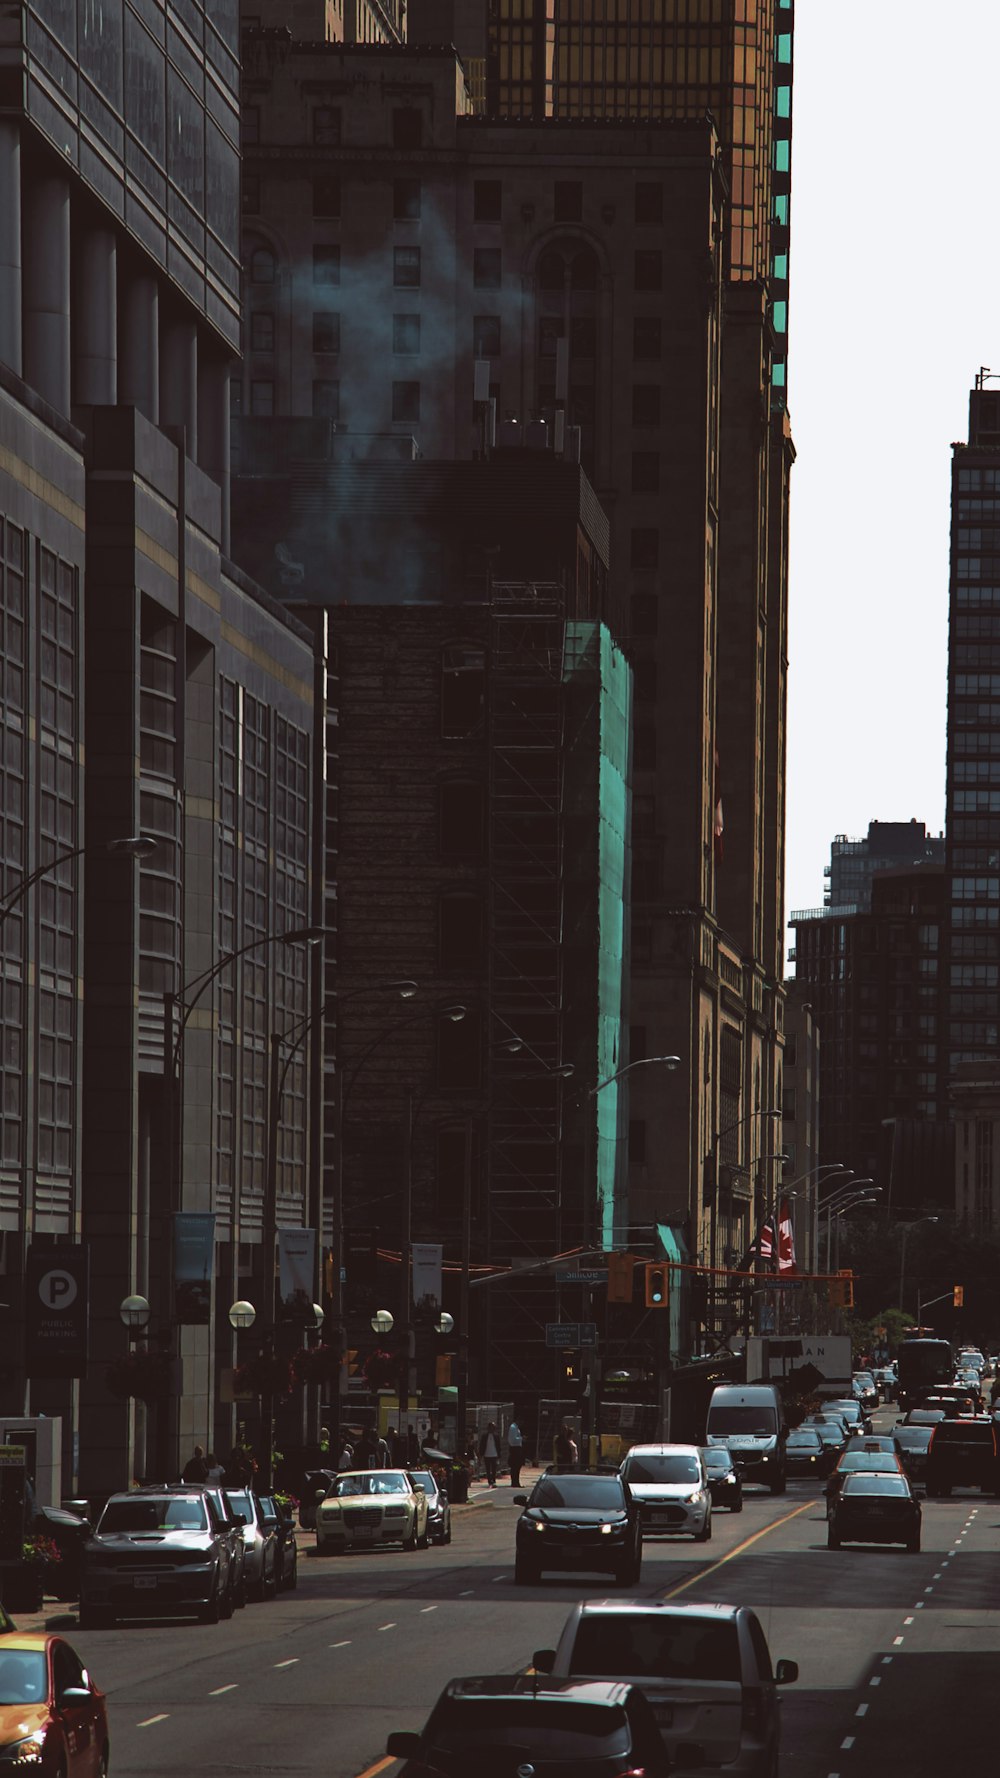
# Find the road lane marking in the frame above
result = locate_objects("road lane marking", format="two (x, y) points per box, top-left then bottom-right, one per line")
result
(841, 1737), (855, 1750)
(924, 1586), (934, 1594)
(882, 1656), (892, 1665)
(209, 1684), (238, 1695)
(893, 1637), (904, 1646)
(660, 1500), (813, 1599)
(904, 1616), (914, 1624)
(492, 1574), (505, 1581)
(869, 1677), (880, 1687)
(460, 1589), (474, 1596)
(331, 1640), (352, 1648)
(275, 1658), (299, 1667)
(934, 1572), (942, 1579)
(138, 1715), (169, 1727)
(915, 1601), (924, 1608)
(354, 1760), (395, 1778)
(378, 1623), (396, 1631)
(420, 1606), (437, 1613)
(856, 1704), (868, 1717)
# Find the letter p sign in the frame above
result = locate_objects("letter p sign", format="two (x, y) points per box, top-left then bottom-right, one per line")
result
(39, 1269), (78, 1311)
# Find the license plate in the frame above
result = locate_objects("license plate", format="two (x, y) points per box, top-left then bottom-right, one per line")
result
(352, 1527), (375, 1539)
(651, 1513), (671, 1524)
(133, 1576), (157, 1589)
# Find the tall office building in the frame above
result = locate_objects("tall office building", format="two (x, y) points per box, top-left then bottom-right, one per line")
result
(821, 820), (944, 914)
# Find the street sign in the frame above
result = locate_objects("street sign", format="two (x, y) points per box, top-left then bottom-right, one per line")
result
(558, 1270), (608, 1284)
(545, 1322), (599, 1349)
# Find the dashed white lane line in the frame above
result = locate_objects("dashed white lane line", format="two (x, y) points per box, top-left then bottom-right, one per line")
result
(869, 1677), (881, 1687)
(378, 1623), (396, 1632)
(841, 1736), (855, 1750)
(460, 1589), (474, 1596)
(209, 1684), (238, 1695)
(330, 1640), (351, 1648)
(904, 1615), (914, 1624)
(934, 1571), (942, 1579)
(138, 1715), (169, 1727)
(893, 1637), (905, 1646)
(856, 1703), (869, 1718)
(924, 1586), (934, 1594)
(882, 1656), (893, 1665)
(275, 1658), (299, 1667)
(420, 1606), (437, 1614)
(492, 1574), (505, 1582)
(915, 1601), (924, 1609)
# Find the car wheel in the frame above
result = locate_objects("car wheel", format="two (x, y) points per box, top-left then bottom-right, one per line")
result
(695, 1516), (712, 1543)
(97, 1749), (109, 1778)
(200, 1586), (221, 1625)
(403, 1529), (417, 1551)
(907, 1535), (921, 1553)
(286, 1553), (298, 1591)
(445, 1521), (452, 1544)
(828, 1530), (840, 1549)
(730, 1494), (743, 1513)
(264, 1562), (278, 1600)
(418, 1528), (430, 1550)
(514, 1553), (538, 1585)
(220, 1583), (234, 1620)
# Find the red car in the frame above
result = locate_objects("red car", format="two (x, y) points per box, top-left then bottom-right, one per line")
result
(0, 1634), (109, 1775)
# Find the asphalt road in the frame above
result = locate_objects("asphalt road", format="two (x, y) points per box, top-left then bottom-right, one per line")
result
(60, 1410), (1000, 1778)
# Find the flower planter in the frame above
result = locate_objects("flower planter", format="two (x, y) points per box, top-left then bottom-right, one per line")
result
(1, 1562), (45, 1614)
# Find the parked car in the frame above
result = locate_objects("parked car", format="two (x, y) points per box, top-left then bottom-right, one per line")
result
(783, 1427), (828, 1479)
(925, 1417), (1000, 1497)
(699, 1446), (743, 1511)
(315, 1469), (429, 1554)
(534, 1597), (799, 1776)
(513, 1469), (642, 1585)
(0, 1634), (109, 1776)
(80, 1488), (232, 1626)
(618, 1445), (712, 1541)
(407, 1468), (452, 1544)
(892, 1423), (933, 1483)
(158, 1483), (246, 1611)
(386, 1675), (675, 1778)
(828, 1471), (922, 1551)
(224, 1488), (279, 1599)
(258, 1494), (298, 1590)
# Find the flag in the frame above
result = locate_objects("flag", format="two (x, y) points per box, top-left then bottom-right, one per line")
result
(777, 1198), (796, 1273)
(757, 1221), (774, 1261)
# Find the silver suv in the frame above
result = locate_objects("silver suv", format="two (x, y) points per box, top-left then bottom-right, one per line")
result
(534, 1598), (798, 1777)
(80, 1489), (232, 1626)
(619, 1444), (712, 1542)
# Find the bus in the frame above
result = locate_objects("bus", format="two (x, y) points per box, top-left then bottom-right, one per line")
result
(896, 1335), (953, 1411)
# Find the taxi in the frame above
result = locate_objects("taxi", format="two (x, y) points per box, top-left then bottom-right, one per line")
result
(315, 1468), (429, 1554)
(0, 1633), (109, 1774)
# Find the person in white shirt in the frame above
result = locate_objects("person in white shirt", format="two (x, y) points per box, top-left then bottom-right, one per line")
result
(478, 1420), (501, 1487)
(506, 1417), (525, 1486)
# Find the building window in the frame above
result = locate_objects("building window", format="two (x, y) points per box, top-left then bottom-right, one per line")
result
(250, 246), (275, 283)
(394, 245), (421, 288)
(392, 380), (420, 422)
(554, 181), (582, 221)
(394, 177), (422, 220)
(139, 597), (177, 782)
(250, 379), (274, 416)
(242, 172), (260, 213)
(392, 107), (423, 148)
(313, 175), (341, 217)
(474, 179), (502, 222)
(630, 594), (658, 637)
(393, 314), (421, 355)
(634, 250), (663, 291)
(313, 106), (341, 145)
(632, 385), (661, 427)
(473, 248), (502, 289)
(250, 310), (274, 353)
(634, 182), (663, 225)
(633, 316), (662, 359)
(571, 316), (596, 357)
(630, 527), (659, 570)
(441, 643), (485, 738)
(632, 451), (660, 493)
(313, 310), (341, 354)
(439, 780), (486, 858)
(539, 316), (564, 358)
(313, 379), (340, 418)
(473, 315), (501, 357)
(313, 245), (341, 286)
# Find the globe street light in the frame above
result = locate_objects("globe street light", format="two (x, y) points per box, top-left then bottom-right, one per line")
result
(119, 1295), (152, 1332)
(435, 1312), (455, 1336)
(228, 1301), (257, 1333)
(371, 1309), (394, 1337)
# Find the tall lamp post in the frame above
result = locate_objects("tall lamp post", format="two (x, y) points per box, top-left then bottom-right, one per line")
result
(0, 834), (156, 930)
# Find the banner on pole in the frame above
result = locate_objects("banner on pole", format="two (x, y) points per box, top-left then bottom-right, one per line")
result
(411, 1242), (443, 1313)
(173, 1213), (215, 1325)
(279, 1228), (316, 1317)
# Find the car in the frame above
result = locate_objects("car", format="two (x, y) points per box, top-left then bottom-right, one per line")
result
(826, 1397), (872, 1436)
(406, 1467), (452, 1544)
(0, 1634), (109, 1776)
(513, 1469), (642, 1585)
(824, 1448), (903, 1517)
(224, 1488), (279, 1599)
(892, 1423), (933, 1483)
(901, 1406), (946, 1426)
(619, 1445), (712, 1541)
(783, 1427), (828, 1478)
(386, 1674), (675, 1778)
(158, 1482), (247, 1610)
(258, 1494), (298, 1590)
(315, 1468), (429, 1554)
(801, 1413), (849, 1460)
(844, 1433), (898, 1454)
(704, 1383), (786, 1493)
(923, 1390), (975, 1419)
(873, 1365), (897, 1401)
(533, 1597), (799, 1776)
(80, 1488), (232, 1626)
(828, 1471), (922, 1551)
(958, 1349), (986, 1374)
(853, 1372), (878, 1409)
(925, 1417), (1000, 1497)
(699, 1446), (743, 1511)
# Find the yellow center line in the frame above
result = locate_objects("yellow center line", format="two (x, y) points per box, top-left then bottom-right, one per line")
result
(355, 1760), (395, 1778)
(660, 1501), (815, 1599)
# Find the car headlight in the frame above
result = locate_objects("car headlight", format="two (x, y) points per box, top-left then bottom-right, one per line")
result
(0, 1730), (46, 1764)
(531, 1520), (546, 1532)
(600, 1522), (614, 1535)
(384, 1506), (407, 1518)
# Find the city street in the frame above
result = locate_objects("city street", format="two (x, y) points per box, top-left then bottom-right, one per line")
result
(43, 1420), (1000, 1778)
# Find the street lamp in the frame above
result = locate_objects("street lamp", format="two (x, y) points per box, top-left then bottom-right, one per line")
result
(371, 1309), (394, 1336)
(588, 1055), (680, 1095)
(435, 1312), (454, 1336)
(0, 833), (156, 930)
(898, 1217), (939, 1314)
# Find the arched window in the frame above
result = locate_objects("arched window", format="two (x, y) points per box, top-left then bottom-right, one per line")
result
(250, 246), (276, 283)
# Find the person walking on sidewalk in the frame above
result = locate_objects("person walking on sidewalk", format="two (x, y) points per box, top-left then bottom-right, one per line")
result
(554, 1421), (579, 1470)
(478, 1420), (501, 1487)
(507, 1416), (526, 1487)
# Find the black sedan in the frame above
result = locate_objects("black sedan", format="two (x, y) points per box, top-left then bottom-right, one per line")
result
(784, 1426), (829, 1478)
(699, 1446), (743, 1511)
(828, 1472), (922, 1551)
(513, 1470), (642, 1585)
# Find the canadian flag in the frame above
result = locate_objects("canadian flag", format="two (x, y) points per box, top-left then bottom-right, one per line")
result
(776, 1198), (796, 1273)
(757, 1220), (774, 1261)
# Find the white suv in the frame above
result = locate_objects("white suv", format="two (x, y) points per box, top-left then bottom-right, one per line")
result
(619, 1444), (712, 1542)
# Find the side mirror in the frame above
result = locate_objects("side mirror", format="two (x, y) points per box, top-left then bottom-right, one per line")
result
(315, 1488), (326, 1502)
(386, 1731), (422, 1758)
(234, 1512), (248, 1525)
(775, 1659), (798, 1685)
(59, 1687), (93, 1709)
(532, 1649), (555, 1674)
(513, 1493), (528, 1506)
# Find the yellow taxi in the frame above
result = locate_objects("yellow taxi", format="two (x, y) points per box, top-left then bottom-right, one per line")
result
(0, 1633), (109, 1775)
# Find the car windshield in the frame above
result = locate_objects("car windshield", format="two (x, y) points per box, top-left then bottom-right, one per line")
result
(893, 1428), (932, 1450)
(706, 1406), (776, 1435)
(531, 1477), (625, 1511)
(99, 1496), (208, 1532)
(839, 1453), (896, 1472)
(331, 1473), (407, 1497)
(842, 1475), (909, 1497)
(623, 1454), (701, 1484)
(429, 1700), (629, 1755)
(571, 1614), (741, 1682)
(0, 1651), (47, 1704)
(700, 1450), (732, 1472)
(787, 1431), (822, 1448)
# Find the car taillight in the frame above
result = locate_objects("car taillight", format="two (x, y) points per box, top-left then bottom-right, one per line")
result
(741, 1686), (765, 1734)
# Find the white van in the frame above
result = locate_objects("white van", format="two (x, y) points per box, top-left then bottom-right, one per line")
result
(705, 1383), (786, 1493)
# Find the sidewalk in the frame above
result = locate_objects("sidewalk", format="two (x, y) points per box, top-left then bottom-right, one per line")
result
(459, 1466), (545, 1507)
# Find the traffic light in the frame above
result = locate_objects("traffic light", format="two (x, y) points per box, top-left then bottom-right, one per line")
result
(645, 1263), (669, 1308)
(608, 1253), (636, 1303)
(828, 1270), (855, 1309)
(953, 1285), (965, 1308)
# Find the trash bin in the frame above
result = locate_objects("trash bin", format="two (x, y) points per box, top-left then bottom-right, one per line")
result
(448, 1462), (469, 1504)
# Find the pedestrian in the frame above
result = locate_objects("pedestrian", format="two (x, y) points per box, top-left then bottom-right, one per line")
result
(224, 1445), (253, 1487)
(554, 1420), (579, 1470)
(376, 1429), (392, 1468)
(478, 1420), (501, 1487)
(355, 1428), (379, 1469)
(337, 1441), (354, 1470)
(205, 1451), (225, 1484)
(182, 1443), (209, 1483)
(407, 1423), (420, 1464)
(507, 1415), (526, 1487)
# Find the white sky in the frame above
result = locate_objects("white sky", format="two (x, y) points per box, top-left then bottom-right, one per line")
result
(784, 2), (1000, 929)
